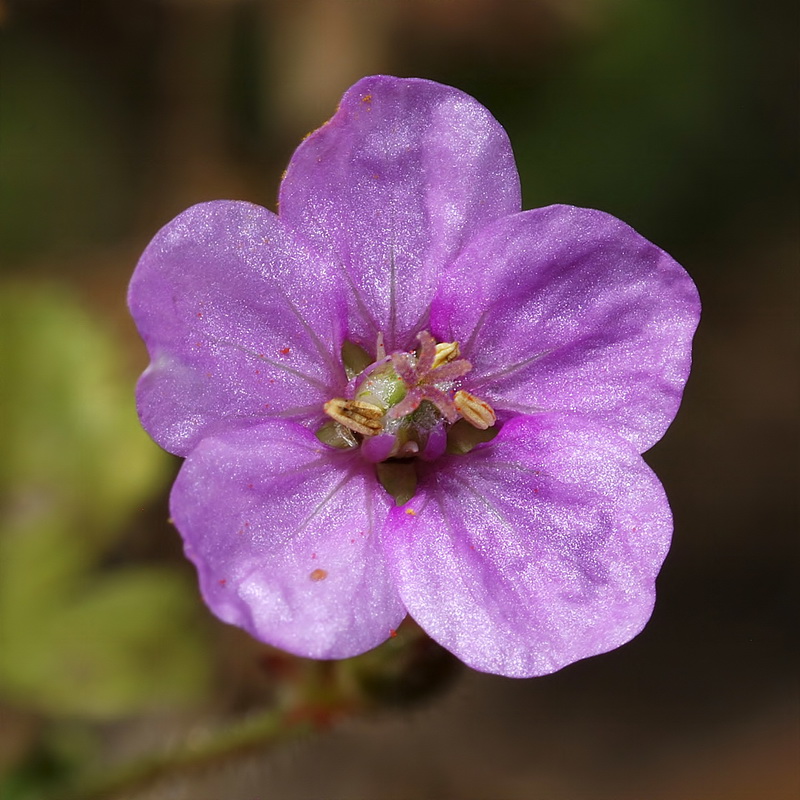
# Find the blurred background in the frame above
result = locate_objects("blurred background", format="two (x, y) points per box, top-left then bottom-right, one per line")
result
(1, 0), (797, 798)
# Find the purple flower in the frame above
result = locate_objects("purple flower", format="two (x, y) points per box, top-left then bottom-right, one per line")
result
(129, 76), (700, 678)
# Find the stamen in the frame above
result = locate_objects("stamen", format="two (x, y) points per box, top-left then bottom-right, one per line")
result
(432, 341), (460, 368)
(323, 398), (383, 436)
(323, 330), (487, 465)
(454, 390), (496, 430)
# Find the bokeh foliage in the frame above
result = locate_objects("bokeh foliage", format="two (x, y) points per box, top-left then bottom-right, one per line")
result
(0, 285), (210, 718)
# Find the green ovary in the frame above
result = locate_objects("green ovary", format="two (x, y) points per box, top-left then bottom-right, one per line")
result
(355, 365), (407, 411)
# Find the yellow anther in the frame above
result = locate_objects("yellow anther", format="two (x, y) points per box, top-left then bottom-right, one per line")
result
(323, 398), (383, 437)
(453, 390), (496, 430)
(432, 340), (461, 369)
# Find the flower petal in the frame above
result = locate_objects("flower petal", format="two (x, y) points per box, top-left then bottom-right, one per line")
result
(170, 421), (405, 659)
(129, 201), (347, 456)
(431, 205), (700, 452)
(386, 413), (672, 678)
(279, 75), (521, 352)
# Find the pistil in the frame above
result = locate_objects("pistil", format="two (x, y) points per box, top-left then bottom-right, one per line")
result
(322, 331), (498, 454)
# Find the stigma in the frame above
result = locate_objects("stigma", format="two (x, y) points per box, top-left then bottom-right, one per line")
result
(322, 331), (496, 459)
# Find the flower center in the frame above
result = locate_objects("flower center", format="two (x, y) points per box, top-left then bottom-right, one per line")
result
(320, 331), (496, 463)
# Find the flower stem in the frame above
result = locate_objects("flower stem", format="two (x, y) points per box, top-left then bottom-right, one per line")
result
(47, 707), (313, 800)
(48, 661), (355, 800)
(41, 628), (454, 800)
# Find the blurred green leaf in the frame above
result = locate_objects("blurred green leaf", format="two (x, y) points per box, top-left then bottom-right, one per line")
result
(0, 284), (210, 717)
(508, 0), (723, 227)
(32, 568), (209, 717)
(0, 284), (164, 539)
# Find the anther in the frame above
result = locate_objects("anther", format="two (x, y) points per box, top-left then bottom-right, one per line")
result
(453, 390), (496, 430)
(432, 341), (460, 369)
(323, 398), (383, 436)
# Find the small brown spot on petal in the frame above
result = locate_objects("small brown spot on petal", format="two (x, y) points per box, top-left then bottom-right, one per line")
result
(280, 347), (291, 355)
(310, 568), (328, 582)
(389, 628), (397, 638)
(404, 508), (416, 516)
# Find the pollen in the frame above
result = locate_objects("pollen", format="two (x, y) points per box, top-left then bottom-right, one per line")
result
(309, 568), (328, 582)
(454, 390), (497, 430)
(432, 340), (460, 368)
(320, 330), (489, 460)
(404, 508), (416, 516)
(323, 398), (383, 436)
